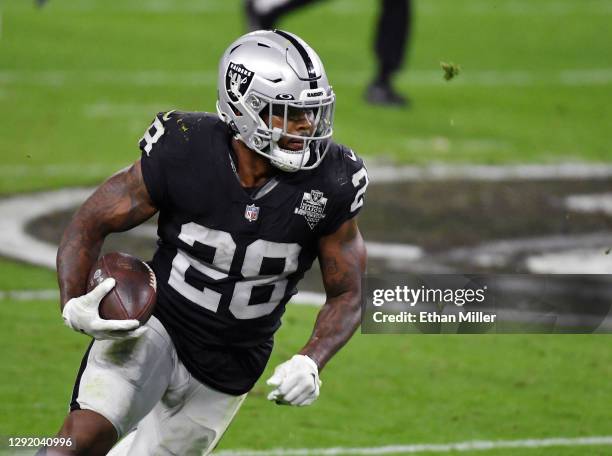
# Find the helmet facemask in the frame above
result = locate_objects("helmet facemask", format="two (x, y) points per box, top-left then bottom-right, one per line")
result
(232, 89), (335, 172)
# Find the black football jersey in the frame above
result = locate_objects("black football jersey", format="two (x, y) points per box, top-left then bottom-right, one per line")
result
(138, 111), (368, 395)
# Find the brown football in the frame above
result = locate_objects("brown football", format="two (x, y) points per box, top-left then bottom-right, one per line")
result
(87, 252), (157, 324)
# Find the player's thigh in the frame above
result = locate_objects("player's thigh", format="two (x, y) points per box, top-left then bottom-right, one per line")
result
(116, 369), (247, 456)
(71, 316), (175, 438)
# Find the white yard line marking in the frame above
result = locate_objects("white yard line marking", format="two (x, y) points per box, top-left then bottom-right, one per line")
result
(366, 242), (422, 261)
(213, 436), (612, 456)
(0, 288), (327, 307)
(517, 193), (612, 272)
(565, 192), (612, 215)
(17, 0), (237, 13)
(452, 1), (612, 16)
(0, 163), (122, 178)
(402, 137), (512, 154)
(2, 69), (612, 88)
(368, 163), (612, 182)
(291, 291), (325, 307)
(446, 233), (612, 270)
(526, 248), (612, 274)
(4, 163), (612, 182)
(0, 289), (58, 301)
(83, 102), (178, 118)
(11, 0), (612, 15)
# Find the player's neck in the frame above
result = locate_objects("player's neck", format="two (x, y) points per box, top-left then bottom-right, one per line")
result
(231, 138), (276, 188)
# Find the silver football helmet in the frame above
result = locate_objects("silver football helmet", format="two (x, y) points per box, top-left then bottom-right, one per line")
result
(216, 30), (335, 172)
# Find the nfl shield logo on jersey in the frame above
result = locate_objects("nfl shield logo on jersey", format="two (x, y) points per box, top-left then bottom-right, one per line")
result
(295, 189), (328, 229)
(244, 204), (260, 222)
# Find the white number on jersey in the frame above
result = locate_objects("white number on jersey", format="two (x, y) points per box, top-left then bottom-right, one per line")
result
(168, 223), (302, 319)
(350, 167), (369, 212)
(230, 239), (301, 319)
(168, 223), (236, 313)
(140, 116), (165, 156)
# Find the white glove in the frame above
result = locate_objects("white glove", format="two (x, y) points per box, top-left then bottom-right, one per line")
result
(62, 278), (146, 340)
(266, 354), (321, 406)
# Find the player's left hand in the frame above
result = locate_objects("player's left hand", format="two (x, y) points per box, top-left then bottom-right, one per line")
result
(266, 354), (321, 406)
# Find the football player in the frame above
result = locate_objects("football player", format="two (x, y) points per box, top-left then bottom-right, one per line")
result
(41, 30), (368, 455)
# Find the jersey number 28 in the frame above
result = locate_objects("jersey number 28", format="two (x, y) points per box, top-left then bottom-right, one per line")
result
(168, 222), (301, 320)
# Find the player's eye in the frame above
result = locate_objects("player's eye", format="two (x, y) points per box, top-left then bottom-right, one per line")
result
(286, 107), (315, 122)
(266, 105), (316, 124)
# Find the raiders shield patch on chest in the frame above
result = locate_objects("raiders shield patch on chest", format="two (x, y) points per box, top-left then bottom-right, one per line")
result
(295, 189), (327, 229)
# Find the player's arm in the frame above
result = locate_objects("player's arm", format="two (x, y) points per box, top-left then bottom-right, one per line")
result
(57, 160), (158, 338)
(302, 217), (365, 368)
(267, 217), (366, 406)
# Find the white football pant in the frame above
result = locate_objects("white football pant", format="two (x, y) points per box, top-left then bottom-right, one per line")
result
(71, 316), (246, 455)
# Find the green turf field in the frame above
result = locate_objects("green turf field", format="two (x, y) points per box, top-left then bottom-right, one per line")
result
(1, 280), (612, 455)
(1, 0), (612, 454)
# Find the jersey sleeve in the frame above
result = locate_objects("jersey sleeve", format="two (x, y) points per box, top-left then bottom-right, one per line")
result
(138, 111), (179, 208)
(320, 148), (369, 236)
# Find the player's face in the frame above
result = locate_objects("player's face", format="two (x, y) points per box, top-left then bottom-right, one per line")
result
(264, 106), (316, 151)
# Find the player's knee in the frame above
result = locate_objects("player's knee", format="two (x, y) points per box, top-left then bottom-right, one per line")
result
(49, 409), (118, 456)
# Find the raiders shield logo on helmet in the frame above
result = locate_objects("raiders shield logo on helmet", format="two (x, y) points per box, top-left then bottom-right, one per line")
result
(226, 62), (255, 103)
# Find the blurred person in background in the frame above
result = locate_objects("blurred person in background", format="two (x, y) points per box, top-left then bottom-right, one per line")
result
(246, 0), (412, 106)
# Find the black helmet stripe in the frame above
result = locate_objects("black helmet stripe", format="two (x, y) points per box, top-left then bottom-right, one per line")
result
(274, 29), (318, 89)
